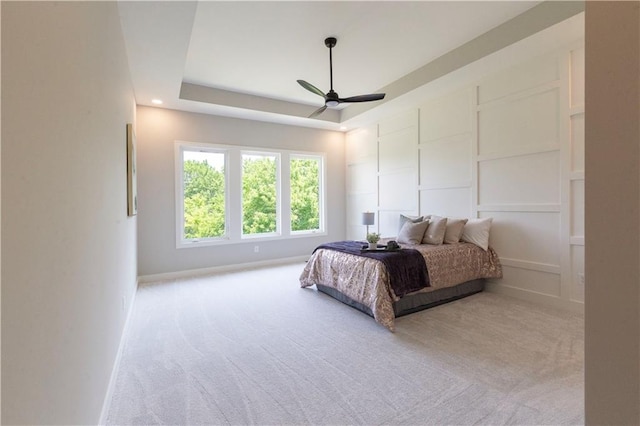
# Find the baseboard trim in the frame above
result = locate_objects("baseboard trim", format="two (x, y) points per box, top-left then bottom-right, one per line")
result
(485, 281), (584, 315)
(138, 255), (310, 284)
(98, 278), (139, 425)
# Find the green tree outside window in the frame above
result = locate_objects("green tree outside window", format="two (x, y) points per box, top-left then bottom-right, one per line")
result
(290, 158), (320, 232)
(183, 155), (225, 239)
(181, 148), (322, 241)
(242, 154), (277, 235)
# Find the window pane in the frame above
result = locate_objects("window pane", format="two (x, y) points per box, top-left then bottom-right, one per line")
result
(242, 153), (277, 235)
(182, 150), (225, 239)
(290, 157), (321, 232)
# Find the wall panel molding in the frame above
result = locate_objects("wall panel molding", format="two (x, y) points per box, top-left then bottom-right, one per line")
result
(346, 43), (584, 312)
(419, 131), (471, 146)
(570, 105), (585, 116)
(485, 280), (584, 314)
(477, 145), (560, 163)
(378, 109), (419, 237)
(570, 236), (585, 246)
(477, 203), (561, 212)
(570, 171), (585, 181)
(500, 257), (561, 274)
(419, 181), (472, 191)
(475, 46), (583, 309)
(477, 80), (561, 109)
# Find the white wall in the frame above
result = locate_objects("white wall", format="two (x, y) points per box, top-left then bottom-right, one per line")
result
(378, 111), (419, 237)
(585, 2), (640, 424)
(475, 46), (584, 310)
(346, 37), (585, 312)
(418, 87), (474, 219)
(136, 106), (345, 277)
(345, 112), (420, 241)
(2, 3), (137, 424)
(345, 125), (377, 240)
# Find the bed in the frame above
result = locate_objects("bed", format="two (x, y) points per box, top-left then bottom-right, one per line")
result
(299, 239), (503, 331)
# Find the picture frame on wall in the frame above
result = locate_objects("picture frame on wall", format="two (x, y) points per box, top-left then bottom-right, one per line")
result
(126, 123), (137, 216)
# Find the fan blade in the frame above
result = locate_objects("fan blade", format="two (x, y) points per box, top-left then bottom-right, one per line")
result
(339, 93), (386, 103)
(309, 105), (327, 118)
(297, 80), (326, 98)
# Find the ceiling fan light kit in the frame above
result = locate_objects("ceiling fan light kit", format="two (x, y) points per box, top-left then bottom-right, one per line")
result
(297, 37), (385, 118)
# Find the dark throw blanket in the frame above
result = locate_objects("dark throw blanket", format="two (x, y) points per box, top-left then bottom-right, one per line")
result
(314, 241), (430, 297)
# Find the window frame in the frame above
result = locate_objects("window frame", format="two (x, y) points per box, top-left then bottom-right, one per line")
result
(175, 142), (230, 248)
(289, 153), (326, 236)
(175, 141), (327, 249)
(240, 150), (282, 239)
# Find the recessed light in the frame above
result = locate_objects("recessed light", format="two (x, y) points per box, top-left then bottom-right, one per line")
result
(340, 126), (347, 131)
(151, 99), (163, 105)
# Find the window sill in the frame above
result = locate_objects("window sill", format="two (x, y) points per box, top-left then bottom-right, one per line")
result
(176, 231), (328, 249)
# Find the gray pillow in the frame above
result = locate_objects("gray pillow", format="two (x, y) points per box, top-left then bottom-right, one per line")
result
(422, 215), (448, 245)
(397, 214), (423, 236)
(443, 218), (469, 244)
(397, 220), (430, 245)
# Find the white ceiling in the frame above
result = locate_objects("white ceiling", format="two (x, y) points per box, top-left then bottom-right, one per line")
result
(118, 1), (584, 132)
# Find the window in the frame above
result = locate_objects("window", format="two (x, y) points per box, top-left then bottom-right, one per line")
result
(290, 155), (322, 233)
(176, 141), (325, 247)
(242, 152), (279, 236)
(178, 146), (227, 243)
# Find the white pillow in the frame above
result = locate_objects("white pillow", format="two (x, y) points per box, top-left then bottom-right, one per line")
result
(422, 216), (447, 245)
(398, 220), (430, 245)
(461, 218), (493, 250)
(443, 218), (468, 244)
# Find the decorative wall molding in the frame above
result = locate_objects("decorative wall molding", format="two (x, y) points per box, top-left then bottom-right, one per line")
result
(486, 280), (584, 314)
(570, 104), (585, 116)
(476, 145), (560, 163)
(477, 203), (561, 213)
(418, 131), (471, 146)
(346, 44), (585, 310)
(419, 181), (472, 191)
(570, 236), (585, 246)
(570, 171), (585, 181)
(500, 257), (561, 274)
(477, 80), (561, 109)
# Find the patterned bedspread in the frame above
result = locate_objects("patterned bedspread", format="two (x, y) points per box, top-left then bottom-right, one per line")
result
(299, 241), (502, 331)
(313, 241), (430, 297)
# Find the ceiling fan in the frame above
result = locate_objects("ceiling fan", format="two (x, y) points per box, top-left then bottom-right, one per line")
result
(297, 37), (386, 118)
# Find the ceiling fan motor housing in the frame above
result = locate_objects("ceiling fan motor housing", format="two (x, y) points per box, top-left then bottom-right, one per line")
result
(325, 89), (339, 107)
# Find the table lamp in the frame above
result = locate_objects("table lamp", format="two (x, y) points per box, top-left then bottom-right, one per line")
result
(362, 212), (375, 240)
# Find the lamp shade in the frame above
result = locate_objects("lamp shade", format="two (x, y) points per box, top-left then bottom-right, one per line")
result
(362, 212), (375, 226)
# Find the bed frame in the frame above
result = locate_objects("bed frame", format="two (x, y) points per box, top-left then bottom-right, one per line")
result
(316, 278), (485, 318)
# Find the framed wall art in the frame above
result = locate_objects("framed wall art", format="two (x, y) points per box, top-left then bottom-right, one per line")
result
(126, 123), (137, 216)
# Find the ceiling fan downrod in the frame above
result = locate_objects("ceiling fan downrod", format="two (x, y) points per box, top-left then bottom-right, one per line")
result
(325, 37), (337, 94)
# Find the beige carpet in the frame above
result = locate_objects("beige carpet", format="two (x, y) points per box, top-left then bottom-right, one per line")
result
(107, 262), (584, 425)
